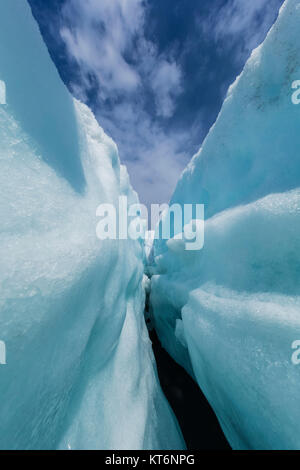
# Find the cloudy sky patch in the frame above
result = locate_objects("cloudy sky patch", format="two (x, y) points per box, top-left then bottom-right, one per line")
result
(29, 0), (283, 208)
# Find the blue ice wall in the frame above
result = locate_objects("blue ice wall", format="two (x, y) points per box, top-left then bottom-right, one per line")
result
(0, 0), (184, 450)
(151, 0), (300, 450)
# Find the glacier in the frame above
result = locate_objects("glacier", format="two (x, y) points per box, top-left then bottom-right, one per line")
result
(1, 0), (300, 452)
(150, 0), (300, 450)
(0, 0), (184, 450)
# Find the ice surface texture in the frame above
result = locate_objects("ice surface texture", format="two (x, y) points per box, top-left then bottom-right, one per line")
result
(150, 0), (300, 450)
(0, 1), (184, 450)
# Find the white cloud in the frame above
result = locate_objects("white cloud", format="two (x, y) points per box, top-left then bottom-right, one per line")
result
(60, 0), (183, 108)
(151, 60), (183, 118)
(199, 0), (282, 64)
(59, 0), (186, 207)
(97, 99), (190, 207)
(60, 0), (143, 96)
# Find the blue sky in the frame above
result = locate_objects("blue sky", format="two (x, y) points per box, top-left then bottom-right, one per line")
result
(28, 0), (283, 208)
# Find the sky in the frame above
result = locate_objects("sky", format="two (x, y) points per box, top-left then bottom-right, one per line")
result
(28, 0), (284, 208)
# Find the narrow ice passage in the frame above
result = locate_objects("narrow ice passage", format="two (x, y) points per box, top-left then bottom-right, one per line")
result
(0, 0), (300, 452)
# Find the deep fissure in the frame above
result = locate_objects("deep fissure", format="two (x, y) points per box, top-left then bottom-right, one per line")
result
(145, 284), (231, 450)
(2, 0), (299, 450)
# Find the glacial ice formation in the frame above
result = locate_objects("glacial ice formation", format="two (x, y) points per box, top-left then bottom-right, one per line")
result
(150, 0), (300, 450)
(1, 0), (300, 452)
(0, 0), (184, 450)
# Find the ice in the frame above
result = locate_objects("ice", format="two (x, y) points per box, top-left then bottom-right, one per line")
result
(2, 0), (299, 452)
(0, 0), (184, 450)
(150, 0), (300, 450)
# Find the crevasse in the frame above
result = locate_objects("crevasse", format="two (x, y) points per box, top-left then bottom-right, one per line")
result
(1, 0), (300, 452)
